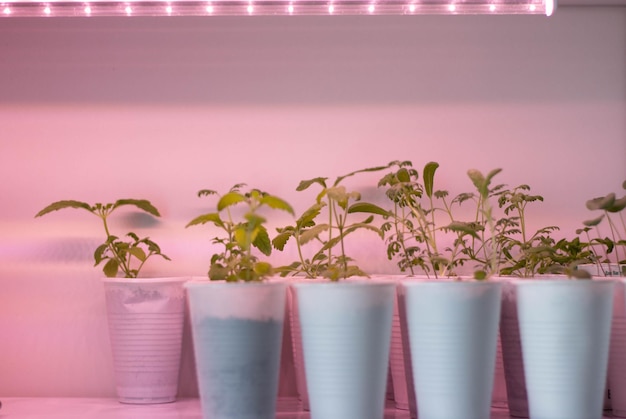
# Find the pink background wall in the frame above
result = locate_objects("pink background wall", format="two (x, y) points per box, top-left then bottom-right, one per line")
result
(1, 7), (625, 397)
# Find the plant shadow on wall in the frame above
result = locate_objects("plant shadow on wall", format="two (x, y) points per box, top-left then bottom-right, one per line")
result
(35, 199), (187, 405)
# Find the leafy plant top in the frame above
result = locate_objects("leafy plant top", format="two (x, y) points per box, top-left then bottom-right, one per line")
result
(35, 199), (170, 278)
(576, 180), (626, 275)
(379, 161), (485, 278)
(187, 184), (294, 282)
(273, 165), (391, 281)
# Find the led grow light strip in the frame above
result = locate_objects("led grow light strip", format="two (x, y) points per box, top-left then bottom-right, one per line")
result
(0, 0), (556, 17)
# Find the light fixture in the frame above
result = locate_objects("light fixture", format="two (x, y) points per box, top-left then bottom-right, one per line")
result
(0, 0), (556, 17)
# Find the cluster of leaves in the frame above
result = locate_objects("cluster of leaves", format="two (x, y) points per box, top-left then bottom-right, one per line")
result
(186, 184), (294, 282)
(494, 184), (561, 277)
(273, 166), (390, 281)
(35, 199), (170, 278)
(575, 180), (626, 275)
(378, 161), (486, 278)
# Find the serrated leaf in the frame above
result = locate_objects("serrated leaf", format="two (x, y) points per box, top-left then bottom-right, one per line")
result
(103, 258), (119, 278)
(300, 224), (330, 245)
(128, 246), (147, 262)
(253, 227), (272, 256)
(260, 195), (295, 215)
(296, 203), (325, 230)
(197, 189), (218, 198)
(296, 177), (327, 191)
(35, 200), (93, 217)
(217, 192), (246, 211)
(272, 231), (293, 251)
(347, 202), (390, 217)
(445, 221), (481, 239)
(186, 213), (225, 228)
(343, 223), (384, 239)
(423, 162), (439, 199)
(113, 199), (161, 217)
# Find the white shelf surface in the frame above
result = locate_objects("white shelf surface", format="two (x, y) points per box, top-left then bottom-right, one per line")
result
(0, 398), (615, 418)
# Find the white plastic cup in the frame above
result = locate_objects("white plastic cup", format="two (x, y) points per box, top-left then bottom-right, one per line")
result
(403, 279), (502, 419)
(516, 279), (614, 419)
(103, 277), (188, 404)
(293, 280), (395, 419)
(186, 280), (287, 419)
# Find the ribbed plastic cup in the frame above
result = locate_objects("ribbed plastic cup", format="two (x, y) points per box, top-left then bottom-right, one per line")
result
(389, 296), (410, 410)
(492, 335), (508, 408)
(403, 279), (502, 419)
(102, 277), (188, 404)
(515, 279), (614, 419)
(499, 280), (528, 417)
(185, 280), (287, 419)
(293, 280), (395, 419)
(609, 278), (626, 417)
(288, 282), (310, 411)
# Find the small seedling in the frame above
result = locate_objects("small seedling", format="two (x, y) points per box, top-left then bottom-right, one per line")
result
(35, 199), (170, 278)
(187, 184), (294, 282)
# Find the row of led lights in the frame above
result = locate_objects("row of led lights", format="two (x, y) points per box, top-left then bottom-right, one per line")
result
(1, 1), (552, 16)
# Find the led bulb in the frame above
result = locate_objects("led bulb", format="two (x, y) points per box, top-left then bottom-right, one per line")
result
(166, 5), (172, 14)
(206, 4), (213, 13)
(287, 4), (294, 13)
(43, 5), (51, 14)
(408, 3), (416, 12)
(489, 4), (495, 12)
(367, 4), (374, 13)
(125, 5), (132, 14)
(448, 4), (455, 12)
(529, 4), (536, 11)
(3, 6), (11, 14)
(328, 4), (334, 13)
(84, 5), (91, 14)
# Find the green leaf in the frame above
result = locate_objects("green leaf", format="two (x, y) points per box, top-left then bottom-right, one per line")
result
(94, 244), (108, 265)
(300, 224), (330, 245)
(272, 230), (293, 251)
(128, 247), (147, 262)
(113, 199), (161, 217)
(253, 261), (273, 277)
(473, 270), (487, 280)
(103, 258), (119, 278)
(197, 189), (218, 198)
(583, 214), (605, 227)
(586, 193), (615, 211)
(253, 227), (272, 256)
(607, 196), (626, 213)
(333, 164), (392, 187)
(423, 162), (439, 199)
(445, 221), (481, 239)
(217, 192), (246, 211)
(260, 195), (295, 215)
(35, 200), (93, 217)
(296, 203), (325, 230)
(186, 213), (225, 228)
(347, 202), (390, 217)
(397, 168), (411, 183)
(296, 177), (327, 191)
